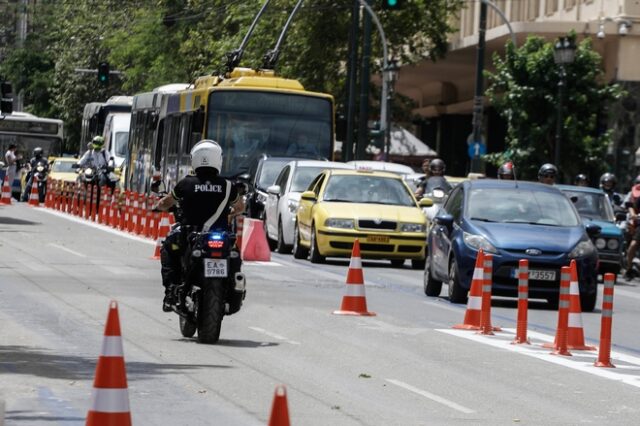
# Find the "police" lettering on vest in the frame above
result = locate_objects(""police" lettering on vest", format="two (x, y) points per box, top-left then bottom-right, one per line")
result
(195, 183), (223, 192)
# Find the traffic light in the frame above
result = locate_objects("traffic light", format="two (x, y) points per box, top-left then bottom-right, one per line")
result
(0, 80), (13, 114)
(381, 0), (403, 10)
(97, 62), (110, 84)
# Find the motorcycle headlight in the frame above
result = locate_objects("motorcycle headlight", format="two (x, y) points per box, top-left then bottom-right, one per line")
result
(287, 199), (299, 214)
(463, 232), (498, 254)
(36, 166), (44, 172)
(595, 238), (606, 250)
(84, 169), (93, 176)
(401, 223), (425, 232)
(607, 239), (620, 250)
(569, 239), (596, 258)
(324, 218), (354, 229)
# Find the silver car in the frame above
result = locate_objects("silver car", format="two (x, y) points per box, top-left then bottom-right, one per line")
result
(264, 160), (354, 253)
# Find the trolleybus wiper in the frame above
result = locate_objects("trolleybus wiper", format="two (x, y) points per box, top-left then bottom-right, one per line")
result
(224, 0), (272, 75)
(261, 0), (304, 70)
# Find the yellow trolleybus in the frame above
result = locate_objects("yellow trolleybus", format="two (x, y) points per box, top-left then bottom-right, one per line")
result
(125, 68), (335, 194)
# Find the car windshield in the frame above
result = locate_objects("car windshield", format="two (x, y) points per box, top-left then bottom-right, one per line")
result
(291, 166), (326, 192)
(257, 160), (289, 189)
(52, 160), (75, 173)
(323, 174), (416, 206)
(562, 190), (615, 221)
(467, 188), (580, 226)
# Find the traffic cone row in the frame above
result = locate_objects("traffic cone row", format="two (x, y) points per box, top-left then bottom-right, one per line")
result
(453, 250), (485, 330)
(27, 176), (40, 206)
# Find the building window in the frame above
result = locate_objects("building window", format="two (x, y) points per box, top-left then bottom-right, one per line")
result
(545, 0), (558, 15)
(524, 0), (540, 21)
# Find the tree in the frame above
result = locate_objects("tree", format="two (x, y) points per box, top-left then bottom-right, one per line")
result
(485, 34), (623, 181)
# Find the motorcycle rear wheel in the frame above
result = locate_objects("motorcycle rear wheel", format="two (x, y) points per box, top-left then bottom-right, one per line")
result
(197, 281), (225, 344)
(179, 316), (196, 338)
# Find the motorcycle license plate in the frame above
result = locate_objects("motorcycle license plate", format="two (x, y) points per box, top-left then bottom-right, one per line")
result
(526, 269), (556, 281)
(204, 259), (228, 278)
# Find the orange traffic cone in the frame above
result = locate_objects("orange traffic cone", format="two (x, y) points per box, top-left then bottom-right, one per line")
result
(268, 385), (290, 426)
(28, 176), (40, 206)
(545, 266), (573, 356)
(151, 212), (170, 260)
(595, 273), (616, 368)
(86, 301), (132, 426)
(0, 174), (12, 205)
(566, 260), (596, 350)
(333, 239), (376, 316)
(453, 249), (484, 330)
(240, 218), (271, 261)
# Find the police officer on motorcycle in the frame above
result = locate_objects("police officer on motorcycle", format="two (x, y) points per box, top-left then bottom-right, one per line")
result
(154, 140), (245, 312)
(497, 162), (515, 180)
(21, 147), (49, 201)
(600, 173), (623, 208)
(538, 163), (558, 185)
(415, 158), (451, 199)
(76, 136), (116, 188)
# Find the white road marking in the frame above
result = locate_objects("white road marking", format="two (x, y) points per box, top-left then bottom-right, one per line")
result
(37, 208), (155, 245)
(243, 261), (282, 266)
(438, 328), (640, 389)
(248, 326), (300, 345)
(611, 287), (640, 301)
(17, 260), (52, 272)
(96, 264), (128, 276)
(385, 378), (475, 414)
(48, 243), (86, 258)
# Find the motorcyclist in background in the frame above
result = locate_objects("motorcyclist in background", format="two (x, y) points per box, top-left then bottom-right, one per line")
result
(574, 174), (589, 187)
(154, 140), (245, 312)
(20, 147), (49, 201)
(77, 136), (114, 188)
(415, 158), (451, 199)
(600, 173), (623, 209)
(497, 162), (515, 180)
(537, 163), (558, 185)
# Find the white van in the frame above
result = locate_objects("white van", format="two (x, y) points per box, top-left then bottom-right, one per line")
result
(102, 112), (131, 168)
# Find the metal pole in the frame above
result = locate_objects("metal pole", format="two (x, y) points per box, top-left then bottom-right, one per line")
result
(356, 1), (372, 161)
(554, 65), (565, 168)
(482, 0), (517, 47)
(344, 0), (360, 162)
(470, 1), (488, 173)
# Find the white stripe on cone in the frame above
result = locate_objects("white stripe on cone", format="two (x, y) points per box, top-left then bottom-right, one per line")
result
(100, 336), (124, 357)
(90, 388), (130, 412)
(569, 280), (579, 295)
(472, 267), (483, 280)
(349, 256), (362, 269)
(568, 312), (584, 328)
(467, 295), (482, 310)
(344, 283), (366, 297)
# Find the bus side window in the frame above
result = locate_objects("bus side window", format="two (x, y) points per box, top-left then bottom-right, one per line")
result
(154, 119), (164, 170)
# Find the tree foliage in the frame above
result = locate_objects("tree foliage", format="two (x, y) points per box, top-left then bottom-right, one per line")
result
(485, 34), (623, 181)
(1, 0), (462, 152)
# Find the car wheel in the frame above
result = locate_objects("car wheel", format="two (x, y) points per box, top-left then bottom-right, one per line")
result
(275, 219), (292, 254)
(447, 258), (468, 304)
(292, 223), (308, 259)
(390, 259), (405, 268)
(309, 224), (325, 263)
(580, 290), (597, 313)
(424, 258), (443, 297)
(411, 258), (426, 270)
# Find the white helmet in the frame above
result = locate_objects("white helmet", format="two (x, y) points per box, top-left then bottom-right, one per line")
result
(190, 139), (222, 173)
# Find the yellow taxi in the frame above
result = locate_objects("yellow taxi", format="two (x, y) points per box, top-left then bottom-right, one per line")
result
(293, 169), (432, 268)
(49, 157), (79, 183)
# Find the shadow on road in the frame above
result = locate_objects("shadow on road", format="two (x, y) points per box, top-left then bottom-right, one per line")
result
(4, 411), (84, 423)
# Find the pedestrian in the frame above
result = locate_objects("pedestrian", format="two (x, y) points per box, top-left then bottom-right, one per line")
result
(3, 144), (18, 196)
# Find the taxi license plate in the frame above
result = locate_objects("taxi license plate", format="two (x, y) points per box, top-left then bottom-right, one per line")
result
(204, 259), (228, 278)
(528, 269), (556, 281)
(367, 235), (390, 243)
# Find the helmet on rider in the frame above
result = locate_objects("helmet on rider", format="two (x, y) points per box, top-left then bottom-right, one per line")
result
(33, 147), (43, 159)
(599, 173), (617, 191)
(574, 173), (588, 186)
(497, 162), (514, 180)
(91, 135), (105, 150)
(191, 139), (223, 174)
(538, 163), (558, 184)
(429, 158), (445, 176)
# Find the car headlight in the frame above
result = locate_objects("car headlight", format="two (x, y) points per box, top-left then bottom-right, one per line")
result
(324, 218), (355, 229)
(607, 239), (620, 250)
(595, 238), (606, 250)
(569, 239), (596, 258)
(287, 199), (299, 214)
(463, 232), (498, 254)
(401, 223), (425, 232)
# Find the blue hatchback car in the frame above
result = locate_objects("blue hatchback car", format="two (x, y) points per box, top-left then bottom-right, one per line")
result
(557, 184), (624, 276)
(424, 180), (600, 311)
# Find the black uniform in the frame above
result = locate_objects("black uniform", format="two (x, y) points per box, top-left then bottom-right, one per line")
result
(161, 172), (239, 291)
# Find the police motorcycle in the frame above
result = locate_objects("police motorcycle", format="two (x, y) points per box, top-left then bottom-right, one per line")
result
(420, 176), (452, 221)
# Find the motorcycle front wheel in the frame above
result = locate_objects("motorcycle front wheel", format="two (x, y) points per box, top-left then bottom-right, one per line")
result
(197, 280), (225, 344)
(179, 316), (197, 338)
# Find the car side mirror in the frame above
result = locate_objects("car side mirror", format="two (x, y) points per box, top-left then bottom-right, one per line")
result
(434, 213), (454, 229)
(267, 184), (280, 195)
(585, 223), (601, 237)
(419, 197), (434, 208)
(300, 190), (317, 202)
(570, 196), (578, 204)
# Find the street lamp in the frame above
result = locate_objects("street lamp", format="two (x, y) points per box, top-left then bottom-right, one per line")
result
(383, 58), (400, 160)
(553, 36), (576, 170)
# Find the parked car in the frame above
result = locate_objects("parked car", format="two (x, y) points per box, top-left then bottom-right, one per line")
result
(424, 179), (600, 311)
(264, 160), (353, 253)
(245, 156), (298, 219)
(49, 157), (80, 183)
(558, 184), (624, 275)
(294, 168), (433, 268)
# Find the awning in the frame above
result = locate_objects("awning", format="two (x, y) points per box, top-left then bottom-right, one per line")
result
(335, 126), (437, 157)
